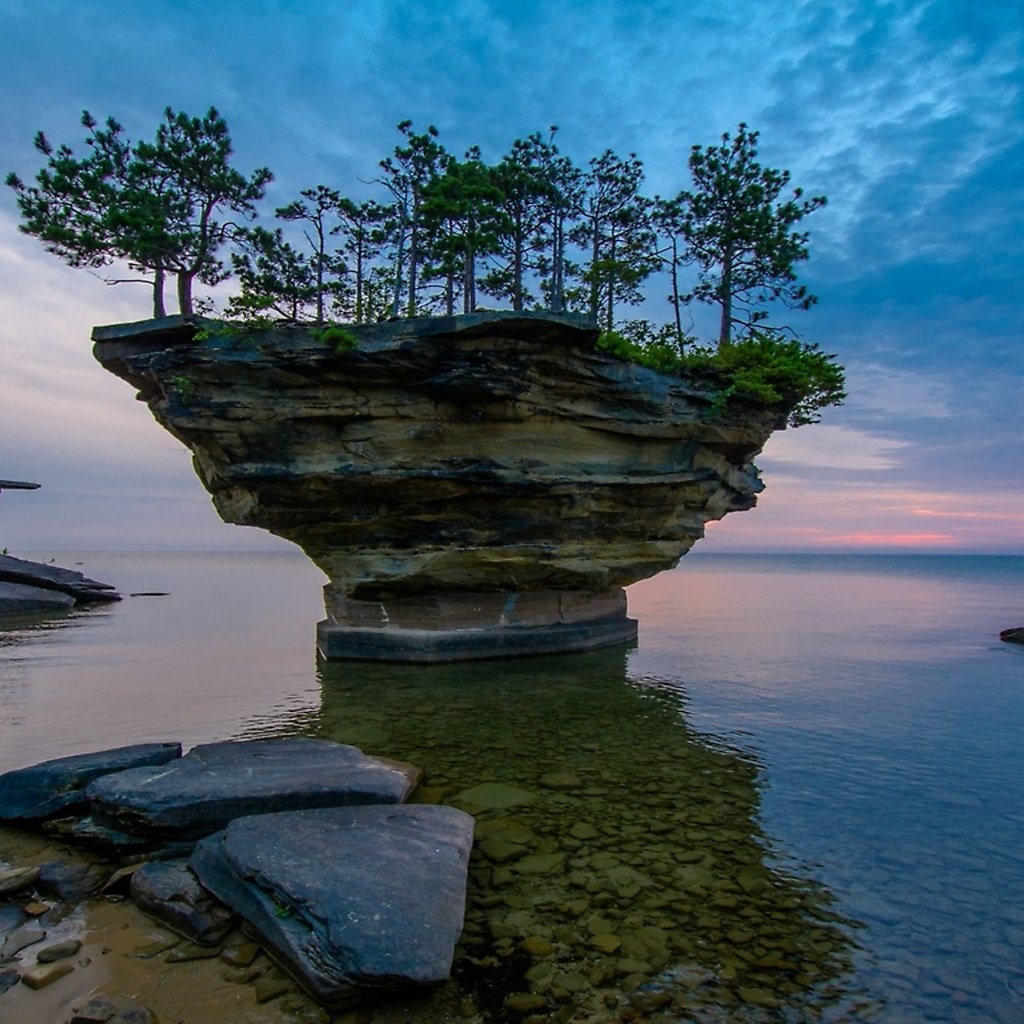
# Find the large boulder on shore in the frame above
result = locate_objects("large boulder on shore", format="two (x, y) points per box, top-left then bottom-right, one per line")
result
(190, 805), (475, 1008)
(86, 738), (418, 841)
(0, 743), (182, 822)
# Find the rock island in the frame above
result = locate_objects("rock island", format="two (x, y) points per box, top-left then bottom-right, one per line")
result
(93, 311), (784, 660)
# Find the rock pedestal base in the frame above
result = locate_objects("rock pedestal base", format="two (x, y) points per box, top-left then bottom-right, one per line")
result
(316, 589), (638, 663)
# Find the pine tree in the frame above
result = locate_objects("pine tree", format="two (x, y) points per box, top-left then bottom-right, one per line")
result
(570, 150), (657, 329)
(7, 107), (271, 316)
(680, 123), (826, 346)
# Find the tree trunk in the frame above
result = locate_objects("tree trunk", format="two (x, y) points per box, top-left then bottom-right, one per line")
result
(177, 272), (193, 316)
(315, 223), (325, 326)
(464, 239), (476, 314)
(552, 218), (564, 313)
(355, 242), (364, 324)
(512, 208), (524, 311)
(718, 236), (733, 347)
(605, 235), (616, 330)
(407, 210), (419, 318)
(589, 224), (600, 321)
(152, 268), (166, 319)
(669, 238), (682, 344)
(390, 228), (405, 318)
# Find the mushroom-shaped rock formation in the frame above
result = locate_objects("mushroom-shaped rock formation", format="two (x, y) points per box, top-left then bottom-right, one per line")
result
(93, 311), (784, 661)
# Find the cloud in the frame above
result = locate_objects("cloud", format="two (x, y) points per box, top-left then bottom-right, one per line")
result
(760, 424), (910, 471)
(1, 0), (1022, 551)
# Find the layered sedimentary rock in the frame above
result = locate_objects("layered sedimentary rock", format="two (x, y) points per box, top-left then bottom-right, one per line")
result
(93, 312), (784, 659)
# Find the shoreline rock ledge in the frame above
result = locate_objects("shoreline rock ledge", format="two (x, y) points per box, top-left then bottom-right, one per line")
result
(93, 311), (785, 661)
(0, 554), (121, 616)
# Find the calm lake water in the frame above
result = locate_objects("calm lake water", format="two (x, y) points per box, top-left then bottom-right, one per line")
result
(1, 550), (1022, 1023)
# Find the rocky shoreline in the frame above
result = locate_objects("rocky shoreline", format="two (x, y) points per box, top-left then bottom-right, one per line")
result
(0, 555), (120, 616)
(0, 739), (473, 1018)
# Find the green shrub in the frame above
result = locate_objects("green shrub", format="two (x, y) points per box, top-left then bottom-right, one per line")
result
(309, 324), (359, 354)
(598, 328), (845, 427)
(168, 374), (195, 404)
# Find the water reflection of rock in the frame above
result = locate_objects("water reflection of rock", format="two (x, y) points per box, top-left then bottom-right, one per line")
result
(317, 648), (866, 1022)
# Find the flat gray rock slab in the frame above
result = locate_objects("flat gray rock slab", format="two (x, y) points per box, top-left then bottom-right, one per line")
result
(87, 738), (417, 841)
(0, 581), (75, 614)
(0, 743), (182, 822)
(0, 554), (120, 603)
(190, 804), (474, 1009)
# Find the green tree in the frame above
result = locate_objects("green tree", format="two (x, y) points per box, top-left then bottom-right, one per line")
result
(7, 113), (170, 315)
(228, 226), (319, 321)
(481, 135), (551, 311)
(569, 150), (657, 329)
(420, 149), (503, 314)
(531, 128), (582, 314)
(333, 197), (391, 323)
(377, 121), (449, 317)
(7, 107), (272, 317)
(276, 185), (347, 325)
(680, 123), (826, 347)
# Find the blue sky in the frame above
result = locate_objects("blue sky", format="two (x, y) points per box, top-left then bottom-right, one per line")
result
(1, 0), (1022, 553)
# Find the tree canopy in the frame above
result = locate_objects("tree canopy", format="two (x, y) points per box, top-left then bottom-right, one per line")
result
(9, 112), (829, 340)
(7, 107), (271, 316)
(8, 110), (842, 424)
(677, 123), (826, 346)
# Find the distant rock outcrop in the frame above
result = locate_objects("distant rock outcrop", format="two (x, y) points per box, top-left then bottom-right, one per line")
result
(93, 312), (785, 659)
(0, 554), (121, 615)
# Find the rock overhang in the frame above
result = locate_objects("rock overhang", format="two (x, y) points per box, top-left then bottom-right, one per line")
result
(93, 311), (784, 660)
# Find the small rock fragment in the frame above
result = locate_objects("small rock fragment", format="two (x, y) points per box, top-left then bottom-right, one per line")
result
(221, 941), (261, 967)
(36, 938), (82, 962)
(70, 992), (160, 1023)
(254, 975), (293, 1003)
(452, 782), (538, 809)
(37, 860), (110, 900)
(164, 941), (222, 962)
(589, 932), (621, 953)
(20, 959), (74, 989)
(131, 859), (235, 945)
(1, 926), (46, 957)
(0, 865), (41, 896)
(537, 772), (582, 790)
(132, 935), (180, 958)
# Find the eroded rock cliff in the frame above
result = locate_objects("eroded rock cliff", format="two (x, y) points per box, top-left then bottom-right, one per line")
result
(93, 312), (784, 658)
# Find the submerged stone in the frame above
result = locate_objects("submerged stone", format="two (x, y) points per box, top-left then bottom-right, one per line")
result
(87, 738), (416, 840)
(0, 743), (182, 822)
(189, 804), (474, 1008)
(453, 782), (538, 809)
